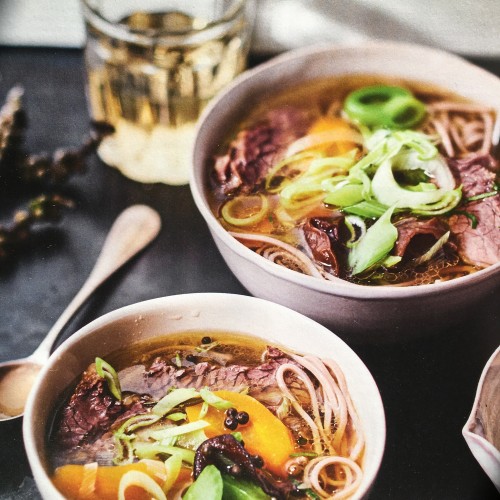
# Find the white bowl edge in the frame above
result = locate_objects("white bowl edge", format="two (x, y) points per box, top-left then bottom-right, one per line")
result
(23, 293), (386, 499)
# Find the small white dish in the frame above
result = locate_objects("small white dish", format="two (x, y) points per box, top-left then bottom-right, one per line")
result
(463, 346), (500, 491)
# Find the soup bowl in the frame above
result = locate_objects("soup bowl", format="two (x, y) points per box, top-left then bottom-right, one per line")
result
(23, 293), (385, 499)
(190, 41), (500, 341)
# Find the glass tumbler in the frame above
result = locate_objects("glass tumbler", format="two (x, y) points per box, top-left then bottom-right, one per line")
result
(80, 0), (255, 184)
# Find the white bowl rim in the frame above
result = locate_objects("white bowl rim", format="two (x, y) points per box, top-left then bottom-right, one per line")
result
(190, 40), (500, 300)
(23, 292), (386, 500)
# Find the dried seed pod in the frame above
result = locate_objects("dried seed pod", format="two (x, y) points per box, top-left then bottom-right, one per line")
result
(0, 86), (114, 265)
(0, 194), (74, 263)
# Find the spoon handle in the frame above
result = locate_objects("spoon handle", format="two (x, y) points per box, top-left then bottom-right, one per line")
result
(31, 205), (161, 362)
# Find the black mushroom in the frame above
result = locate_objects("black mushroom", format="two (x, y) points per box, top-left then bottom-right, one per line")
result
(193, 434), (301, 499)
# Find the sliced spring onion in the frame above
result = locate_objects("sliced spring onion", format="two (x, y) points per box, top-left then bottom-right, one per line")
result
(372, 158), (450, 208)
(342, 199), (389, 218)
(323, 182), (364, 207)
(410, 188), (462, 215)
(279, 183), (325, 210)
(113, 435), (135, 465)
(275, 396), (290, 421)
(231, 431), (244, 442)
(381, 255), (402, 268)
(392, 130), (439, 161)
(163, 454), (182, 494)
(152, 387), (200, 417)
(148, 420), (210, 441)
(167, 412), (187, 422)
(221, 194), (269, 227)
(198, 402), (209, 419)
(285, 128), (363, 157)
(382, 94), (426, 129)
(466, 189), (498, 202)
(344, 215), (366, 248)
(200, 387), (233, 410)
(95, 357), (121, 401)
(175, 429), (209, 450)
(115, 413), (161, 439)
(413, 231), (450, 266)
(344, 85), (426, 129)
(118, 470), (167, 500)
(152, 388), (200, 417)
(265, 150), (321, 193)
(133, 442), (196, 465)
(348, 206), (398, 275)
(174, 353), (182, 368)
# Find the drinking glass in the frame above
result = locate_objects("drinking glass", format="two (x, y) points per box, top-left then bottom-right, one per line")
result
(81, 0), (255, 184)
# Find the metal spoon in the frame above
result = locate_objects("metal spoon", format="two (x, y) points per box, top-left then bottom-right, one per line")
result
(0, 204), (161, 422)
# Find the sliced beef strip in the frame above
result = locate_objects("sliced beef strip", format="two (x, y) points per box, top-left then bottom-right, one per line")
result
(447, 154), (500, 267)
(54, 347), (307, 454)
(54, 364), (150, 449)
(448, 197), (500, 267)
(448, 154), (497, 197)
(120, 346), (302, 404)
(394, 217), (450, 259)
(213, 107), (313, 195)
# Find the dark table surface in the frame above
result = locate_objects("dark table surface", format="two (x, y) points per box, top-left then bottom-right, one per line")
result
(0, 46), (498, 500)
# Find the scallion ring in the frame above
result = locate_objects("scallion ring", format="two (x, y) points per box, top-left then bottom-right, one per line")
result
(344, 84), (426, 129)
(382, 94), (426, 129)
(221, 194), (269, 227)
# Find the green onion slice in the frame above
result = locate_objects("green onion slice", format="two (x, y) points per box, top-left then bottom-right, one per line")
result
(115, 413), (161, 438)
(200, 387), (233, 411)
(221, 194), (269, 227)
(344, 84), (426, 129)
(95, 357), (121, 401)
(148, 420), (210, 441)
(118, 470), (167, 500)
(163, 454), (182, 494)
(153, 388), (200, 417)
(348, 205), (398, 275)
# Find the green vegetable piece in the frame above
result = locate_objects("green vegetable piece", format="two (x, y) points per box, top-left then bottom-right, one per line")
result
(149, 420), (209, 441)
(348, 206), (398, 275)
(343, 200), (389, 218)
(221, 474), (270, 500)
(95, 357), (121, 401)
(115, 413), (160, 439)
(344, 85), (426, 129)
(183, 465), (223, 500)
(153, 387), (200, 417)
(382, 94), (426, 129)
(231, 431), (243, 442)
(324, 183), (364, 207)
(200, 387), (233, 410)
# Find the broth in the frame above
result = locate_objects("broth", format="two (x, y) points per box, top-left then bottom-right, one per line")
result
(47, 331), (365, 499)
(208, 75), (499, 286)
